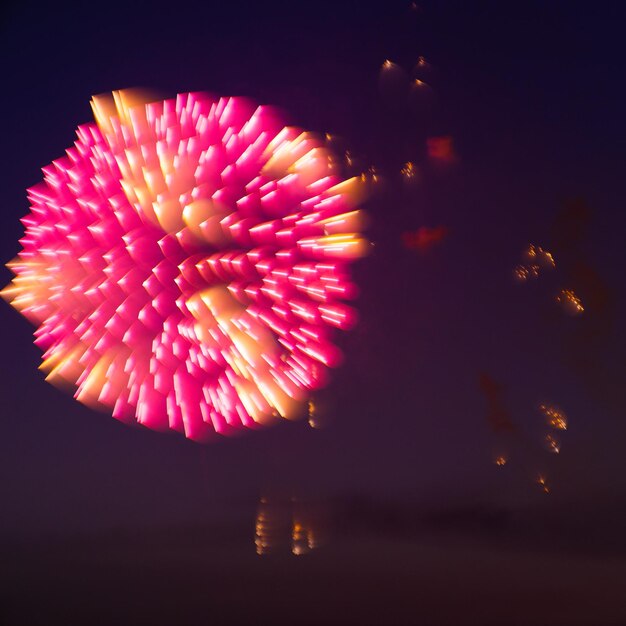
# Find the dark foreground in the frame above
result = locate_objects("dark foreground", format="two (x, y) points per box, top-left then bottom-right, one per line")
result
(3, 521), (626, 626)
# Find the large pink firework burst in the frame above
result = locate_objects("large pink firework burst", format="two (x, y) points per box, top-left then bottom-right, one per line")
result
(2, 90), (367, 441)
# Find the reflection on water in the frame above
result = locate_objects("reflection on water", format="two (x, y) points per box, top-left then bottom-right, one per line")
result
(255, 496), (327, 556)
(255, 497), (288, 555)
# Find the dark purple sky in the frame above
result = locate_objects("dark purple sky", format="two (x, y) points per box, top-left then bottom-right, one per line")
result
(1, 0), (625, 538)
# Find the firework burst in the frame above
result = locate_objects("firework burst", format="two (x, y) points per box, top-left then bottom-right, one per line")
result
(2, 91), (367, 441)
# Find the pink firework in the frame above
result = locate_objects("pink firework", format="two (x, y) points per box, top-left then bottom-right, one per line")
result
(2, 90), (367, 441)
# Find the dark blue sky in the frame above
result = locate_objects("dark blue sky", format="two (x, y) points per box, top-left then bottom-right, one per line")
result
(1, 0), (625, 537)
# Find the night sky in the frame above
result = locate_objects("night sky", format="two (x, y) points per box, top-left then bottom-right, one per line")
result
(1, 1), (626, 624)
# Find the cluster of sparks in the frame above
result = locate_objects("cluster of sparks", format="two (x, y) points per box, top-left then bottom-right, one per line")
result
(514, 244), (555, 282)
(555, 288), (584, 316)
(380, 13), (578, 501)
(491, 400), (568, 491)
(506, 243), (579, 494)
(400, 161), (416, 179)
(482, 373), (570, 495)
(514, 244), (584, 316)
(540, 403), (568, 431)
(2, 90), (368, 441)
(541, 403), (568, 457)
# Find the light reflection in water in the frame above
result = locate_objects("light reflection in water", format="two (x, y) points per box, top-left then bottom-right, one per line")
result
(255, 495), (327, 556)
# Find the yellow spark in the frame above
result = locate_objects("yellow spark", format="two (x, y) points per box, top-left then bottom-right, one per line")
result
(401, 161), (416, 179)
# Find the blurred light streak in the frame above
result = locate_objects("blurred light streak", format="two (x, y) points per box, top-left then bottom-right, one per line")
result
(426, 136), (456, 163)
(402, 225), (448, 254)
(478, 374), (516, 434)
